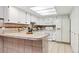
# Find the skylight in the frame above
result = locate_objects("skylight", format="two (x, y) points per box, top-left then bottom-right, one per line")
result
(30, 6), (57, 16)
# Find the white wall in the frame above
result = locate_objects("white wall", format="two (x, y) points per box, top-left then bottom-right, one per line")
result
(70, 7), (79, 52)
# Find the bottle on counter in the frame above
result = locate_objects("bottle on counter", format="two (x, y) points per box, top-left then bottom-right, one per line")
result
(27, 27), (33, 34)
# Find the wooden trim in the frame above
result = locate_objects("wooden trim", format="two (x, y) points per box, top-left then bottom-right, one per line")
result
(0, 22), (56, 28)
(0, 23), (29, 28)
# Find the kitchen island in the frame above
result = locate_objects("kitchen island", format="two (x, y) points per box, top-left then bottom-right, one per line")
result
(0, 32), (48, 53)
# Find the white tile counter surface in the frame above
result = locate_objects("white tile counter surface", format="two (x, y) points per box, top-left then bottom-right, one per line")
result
(0, 32), (49, 40)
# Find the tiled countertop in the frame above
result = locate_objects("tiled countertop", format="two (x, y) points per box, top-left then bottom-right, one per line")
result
(0, 31), (49, 40)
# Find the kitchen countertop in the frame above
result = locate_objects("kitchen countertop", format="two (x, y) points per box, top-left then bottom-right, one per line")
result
(0, 31), (49, 40)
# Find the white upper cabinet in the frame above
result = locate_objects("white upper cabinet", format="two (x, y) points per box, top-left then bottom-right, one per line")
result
(8, 7), (27, 24)
(1, 6), (55, 25)
(0, 6), (9, 22)
(5, 6), (39, 24)
(0, 7), (4, 18)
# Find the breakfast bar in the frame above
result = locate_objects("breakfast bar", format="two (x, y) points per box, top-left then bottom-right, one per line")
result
(0, 32), (48, 53)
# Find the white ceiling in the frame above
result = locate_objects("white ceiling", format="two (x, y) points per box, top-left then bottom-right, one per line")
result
(16, 6), (73, 17)
(55, 6), (73, 15)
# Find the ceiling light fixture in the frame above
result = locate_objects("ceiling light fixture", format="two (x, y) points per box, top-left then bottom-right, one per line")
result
(36, 9), (56, 13)
(30, 6), (54, 11)
(30, 6), (57, 16)
(40, 12), (57, 15)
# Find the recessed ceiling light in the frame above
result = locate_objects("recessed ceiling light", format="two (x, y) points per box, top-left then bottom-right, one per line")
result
(40, 12), (57, 15)
(36, 9), (56, 13)
(30, 6), (57, 16)
(30, 6), (55, 11)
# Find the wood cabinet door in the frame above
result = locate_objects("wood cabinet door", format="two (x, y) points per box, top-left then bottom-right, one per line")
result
(24, 40), (32, 53)
(0, 37), (3, 53)
(32, 40), (42, 53)
(16, 39), (24, 53)
(4, 37), (25, 53)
